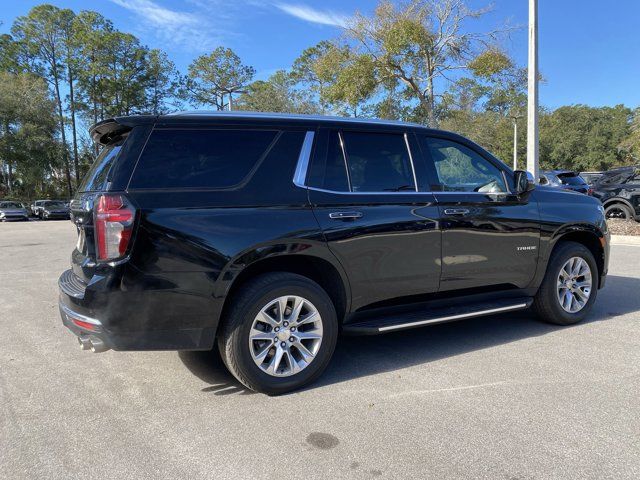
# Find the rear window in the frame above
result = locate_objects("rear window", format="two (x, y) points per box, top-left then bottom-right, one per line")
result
(129, 129), (278, 189)
(78, 140), (124, 192)
(557, 173), (585, 186)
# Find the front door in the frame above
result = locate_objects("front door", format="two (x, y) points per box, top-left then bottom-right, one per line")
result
(306, 128), (441, 310)
(417, 135), (540, 292)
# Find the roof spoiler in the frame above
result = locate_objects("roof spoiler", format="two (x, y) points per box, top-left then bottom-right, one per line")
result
(89, 116), (156, 145)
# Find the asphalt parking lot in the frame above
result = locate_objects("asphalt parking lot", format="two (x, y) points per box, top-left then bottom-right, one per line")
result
(1, 221), (639, 479)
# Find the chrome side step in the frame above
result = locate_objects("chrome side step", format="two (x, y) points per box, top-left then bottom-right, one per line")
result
(343, 298), (533, 335)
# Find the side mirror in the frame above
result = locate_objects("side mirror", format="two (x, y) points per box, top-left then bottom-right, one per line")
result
(514, 170), (535, 194)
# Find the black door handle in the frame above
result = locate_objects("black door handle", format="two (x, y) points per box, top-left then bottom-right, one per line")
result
(443, 208), (470, 216)
(329, 211), (363, 220)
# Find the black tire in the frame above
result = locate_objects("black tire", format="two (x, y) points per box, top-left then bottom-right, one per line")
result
(218, 272), (338, 395)
(604, 203), (633, 220)
(533, 241), (598, 325)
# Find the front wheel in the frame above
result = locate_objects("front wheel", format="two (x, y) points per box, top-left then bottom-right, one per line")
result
(218, 273), (338, 395)
(604, 203), (633, 220)
(533, 241), (598, 325)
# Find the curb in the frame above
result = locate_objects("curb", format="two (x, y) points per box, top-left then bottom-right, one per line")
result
(611, 235), (640, 246)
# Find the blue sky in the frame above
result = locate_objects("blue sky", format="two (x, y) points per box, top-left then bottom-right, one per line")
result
(1, 0), (639, 109)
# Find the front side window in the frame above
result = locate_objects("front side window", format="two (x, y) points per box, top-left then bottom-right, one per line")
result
(341, 131), (415, 192)
(422, 137), (507, 193)
(130, 129), (278, 189)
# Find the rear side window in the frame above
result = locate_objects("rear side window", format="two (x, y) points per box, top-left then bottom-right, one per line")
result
(79, 139), (124, 192)
(306, 131), (350, 192)
(557, 173), (585, 185)
(129, 129), (278, 189)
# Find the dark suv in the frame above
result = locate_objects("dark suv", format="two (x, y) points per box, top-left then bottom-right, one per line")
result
(592, 166), (640, 220)
(58, 112), (609, 394)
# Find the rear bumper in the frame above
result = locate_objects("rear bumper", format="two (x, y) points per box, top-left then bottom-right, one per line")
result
(58, 269), (217, 351)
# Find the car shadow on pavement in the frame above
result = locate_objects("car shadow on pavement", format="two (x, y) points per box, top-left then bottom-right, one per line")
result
(178, 275), (640, 394)
(178, 349), (257, 396)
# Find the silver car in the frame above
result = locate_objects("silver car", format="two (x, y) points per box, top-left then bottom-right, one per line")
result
(0, 201), (29, 222)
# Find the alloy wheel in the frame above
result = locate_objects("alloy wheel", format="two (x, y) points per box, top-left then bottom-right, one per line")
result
(249, 295), (323, 377)
(557, 257), (592, 313)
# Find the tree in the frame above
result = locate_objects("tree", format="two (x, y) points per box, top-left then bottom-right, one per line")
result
(145, 49), (181, 114)
(539, 105), (632, 171)
(620, 107), (640, 162)
(0, 72), (59, 197)
(186, 47), (255, 110)
(237, 70), (319, 114)
(12, 5), (75, 195)
(345, 0), (512, 126)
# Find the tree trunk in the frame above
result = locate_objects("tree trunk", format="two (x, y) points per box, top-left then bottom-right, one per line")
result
(7, 161), (13, 195)
(2, 120), (10, 195)
(426, 75), (436, 127)
(53, 72), (73, 197)
(68, 66), (79, 185)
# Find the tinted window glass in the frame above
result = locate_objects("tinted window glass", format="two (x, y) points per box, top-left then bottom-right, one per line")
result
(306, 131), (349, 192)
(557, 173), (585, 185)
(0, 202), (22, 208)
(79, 140), (124, 192)
(422, 137), (507, 193)
(342, 132), (415, 192)
(130, 129), (278, 189)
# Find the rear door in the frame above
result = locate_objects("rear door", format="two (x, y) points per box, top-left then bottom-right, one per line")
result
(306, 127), (440, 310)
(417, 134), (540, 292)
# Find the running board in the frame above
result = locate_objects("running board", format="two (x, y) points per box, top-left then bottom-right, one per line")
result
(342, 298), (533, 335)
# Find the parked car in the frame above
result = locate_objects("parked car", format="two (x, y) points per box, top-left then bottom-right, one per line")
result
(592, 166), (640, 220)
(39, 200), (70, 220)
(58, 112), (610, 394)
(30, 199), (46, 217)
(0, 201), (29, 221)
(539, 170), (591, 195)
(580, 171), (604, 187)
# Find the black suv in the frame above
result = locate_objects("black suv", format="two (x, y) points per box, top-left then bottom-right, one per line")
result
(58, 112), (609, 394)
(592, 166), (640, 220)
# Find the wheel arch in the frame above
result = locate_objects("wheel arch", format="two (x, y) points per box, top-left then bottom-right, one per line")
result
(550, 226), (606, 281)
(218, 250), (351, 329)
(602, 197), (634, 211)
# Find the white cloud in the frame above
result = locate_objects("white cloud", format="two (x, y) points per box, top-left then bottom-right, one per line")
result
(274, 3), (350, 27)
(108, 0), (226, 52)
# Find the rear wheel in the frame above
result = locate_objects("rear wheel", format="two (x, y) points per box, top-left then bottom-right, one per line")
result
(533, 241), (598, 325)
(218, 272), (338, 395)
(604, 203), (633, 220)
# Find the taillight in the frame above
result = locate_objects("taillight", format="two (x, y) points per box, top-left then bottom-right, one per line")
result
(587, 188), (593, 196)
(94, 194), (135, 261)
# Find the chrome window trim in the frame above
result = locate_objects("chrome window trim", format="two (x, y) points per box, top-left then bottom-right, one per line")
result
(403, 133), (419, 192)
(293, 131), (315, 187)
(292, 128), (511, 197)
(338, 131), (353, 191)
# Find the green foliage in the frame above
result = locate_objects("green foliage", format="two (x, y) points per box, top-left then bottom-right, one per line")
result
(186, 47), (256, 110)
(238, 71), (319, 114)
(0, 71), (59, 198)
(539, 105), (633, 171)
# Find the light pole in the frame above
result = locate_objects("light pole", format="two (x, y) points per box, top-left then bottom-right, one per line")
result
(510, 114), (522, 170)
(527, 0), (539, 179)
